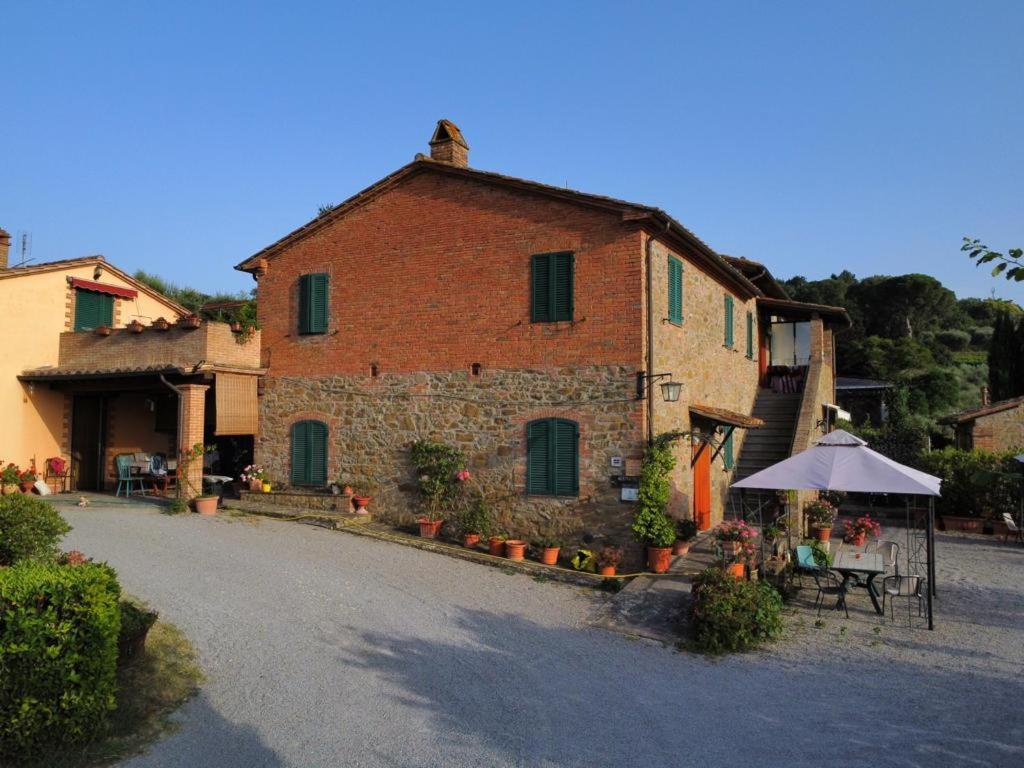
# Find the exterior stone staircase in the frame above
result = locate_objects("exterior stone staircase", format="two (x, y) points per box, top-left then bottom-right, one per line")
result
(729, 390), (802, 511)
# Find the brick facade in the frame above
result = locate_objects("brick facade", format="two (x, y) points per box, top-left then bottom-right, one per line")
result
(958, 403), (1024, 452)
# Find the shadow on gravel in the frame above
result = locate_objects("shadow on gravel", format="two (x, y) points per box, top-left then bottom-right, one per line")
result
(339, 607), (1024, 768)
(130, 694), (285, 768)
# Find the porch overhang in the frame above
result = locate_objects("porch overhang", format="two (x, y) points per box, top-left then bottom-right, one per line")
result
(18, 363), (266, 384)
(689, 403), (764, 429)
(757, 297), (851, 328)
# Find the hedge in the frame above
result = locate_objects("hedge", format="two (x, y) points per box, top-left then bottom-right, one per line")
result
(0, 561), (121, 760)
(0, 494), (71, 566)
(917, 448), (1020, 519)
(690, 568), (783, 654)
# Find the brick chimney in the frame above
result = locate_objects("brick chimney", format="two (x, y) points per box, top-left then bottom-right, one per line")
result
(429, 119), (469, 167)
(981, 385), (991, 407)
(0, 228), (10, 270)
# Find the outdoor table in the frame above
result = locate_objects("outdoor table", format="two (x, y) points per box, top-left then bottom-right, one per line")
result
(831, 550), (885, 615)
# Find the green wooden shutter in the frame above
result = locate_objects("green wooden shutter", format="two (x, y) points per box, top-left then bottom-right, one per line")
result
(722, 430), (734, 470)
(552, 252), (573, 321)
(668, 256), (682, 324)
(299, 273), (328, 334)
(291, 420), (328, 485)
(74, 290), (114, 331)
(724, 295), (734, 348)
(291, 421), (309, 484)
(552, 419), (579, 496)
(746, 311), (754, 358)
(531, 252), (573, 322)
(526, 419), (551, 493)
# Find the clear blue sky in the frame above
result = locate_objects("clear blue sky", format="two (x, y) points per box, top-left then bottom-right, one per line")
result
(3, 1), (1022, 299)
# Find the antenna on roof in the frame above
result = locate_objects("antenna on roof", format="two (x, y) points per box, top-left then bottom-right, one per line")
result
(16, 232), (34, 267)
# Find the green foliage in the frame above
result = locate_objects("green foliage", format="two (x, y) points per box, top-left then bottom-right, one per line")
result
(632, 433), (681, 548)
(569, 549), (595, 572)
(675, 517), (698, 542)
(0, 562), (121, 760)
(453, 490), (492, 537)
(801, 539), (834, 566)
(132, 271), (258, 342)
(690, 568), (784, 654)
(988, 310), (1024, 401)
(410, 441), (466, 520)
(0, 495), (71, 566)
(119, 600), (158, 643)
(962, 237), (1024, 282)
(917, 448), (1021, 519)
(840, 418), (929, 467)
(936, 329), (971, 351)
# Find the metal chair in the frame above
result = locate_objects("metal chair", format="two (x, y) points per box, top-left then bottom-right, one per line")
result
(44, 457), (71, 493)
(882, 575), (926, 623)
(1002, 513), (1023, 546)
(115, 454), (146, 497)
(812, 568), (848, 618)
(872, 540), (900, 577)
(794, 545), (819, 586)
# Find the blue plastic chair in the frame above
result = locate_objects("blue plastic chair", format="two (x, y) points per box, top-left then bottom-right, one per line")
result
(115, 454), (146, 497)
(795, 545), (820, 585)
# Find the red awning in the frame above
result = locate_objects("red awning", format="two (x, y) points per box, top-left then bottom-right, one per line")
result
(69, 277), (137, 299)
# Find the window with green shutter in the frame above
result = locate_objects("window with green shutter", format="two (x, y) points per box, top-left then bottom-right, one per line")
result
(73, 289), (114, 331)
(746, 310), (754, 359)
(525, 418), (579, 496)
(298, 273), (329, 334)
(722, 429), (734, 470)
(290, 420), (328, 486)
(530, 252), (573, 322)
(667, 256), (683, 325)
(724, 294), (734, 348)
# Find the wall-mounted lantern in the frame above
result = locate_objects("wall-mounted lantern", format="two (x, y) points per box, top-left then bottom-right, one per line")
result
(635, 372), (682, 402)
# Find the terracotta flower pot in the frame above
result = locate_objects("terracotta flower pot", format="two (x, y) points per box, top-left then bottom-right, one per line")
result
(194, 496), (218, 515)
(504, 539), (527, 561)
(179, 315), (201, 329)
(418, 518), (443, 538)
(599, 565), (617, 577)
(19, 481), (34, 494)
(94, 325), (111, 336)
(248, 479), (262, 492)
(488, 537), (505, 556)
(646, 546), (672, 574)
(672, 539), (691, 556)
(153, 317), (170, 331)
(230, 322), (242, 333)
(815, 526), (832, 542)
(353, 495), (371, 515)
(462, 533), (481, 548)
(127, 320), (144, 334)
(727, 562), (745, 580)
(540, 546), (560, 565)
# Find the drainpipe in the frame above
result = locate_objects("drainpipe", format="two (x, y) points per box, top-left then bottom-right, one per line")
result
(159, 373), (184, 499)
(645, 223), (670, 446)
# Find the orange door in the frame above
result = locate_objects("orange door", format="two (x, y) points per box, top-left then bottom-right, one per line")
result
(692, 439), (712, 530)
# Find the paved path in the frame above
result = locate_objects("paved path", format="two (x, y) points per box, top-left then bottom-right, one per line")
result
(61, 504), (1022, 768)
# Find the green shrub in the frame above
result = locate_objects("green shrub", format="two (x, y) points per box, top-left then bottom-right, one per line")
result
(690, 568), (783, 653)
(0, 495), (72, 566)
(410, 441), (466, 520)
(918, 447), (1020, 519)
(0, 562), (121, 760)
(119, 599), (158, 643)
(453, 490), (492, 537)
(633, 433), (682, 548)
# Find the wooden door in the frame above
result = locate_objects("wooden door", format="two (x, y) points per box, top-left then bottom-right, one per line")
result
(71, 395), (107, 491)
(692, 439), (712, 530)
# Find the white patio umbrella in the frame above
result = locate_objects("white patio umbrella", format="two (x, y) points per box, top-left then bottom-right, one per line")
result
(731, 429), (941, 629)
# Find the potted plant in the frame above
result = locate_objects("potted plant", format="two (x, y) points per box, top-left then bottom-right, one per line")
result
(536, 536), (562, 566)
(152, 317), (170, 331)
(127, 319), (144, 334)
(805, 499), (836, 542)
(596, 546), (622, 576)
(240, 464), (267, 492)
(193, 495), (218, 515)
(843, 514), (881, 546)
(504, 538), (527, 561)
(118, 600), (158, 663)
(2, 463), (21, 495)
(487, 533), (507, 557)
(351, 480), (377, 516)
(411, 441), (466, 539)
(94, 325), (112, 336)
(230, 321), (242, 333)
(454, 489), (491, 548)
(712, 519), (758, 579)
(18, 467), (37, 494)
(178, 313), (202, 329)
(631, 507), (677, 573)
(673, 517), (698, 556)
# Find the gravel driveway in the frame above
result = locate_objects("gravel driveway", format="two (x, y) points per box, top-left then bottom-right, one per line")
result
(61, 504), (1023, 768)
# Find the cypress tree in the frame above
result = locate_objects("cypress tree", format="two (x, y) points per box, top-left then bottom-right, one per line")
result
(988, 310), (1021, 401)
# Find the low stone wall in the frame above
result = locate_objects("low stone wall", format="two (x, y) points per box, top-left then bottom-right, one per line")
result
(256, 365), (645, 552)
(238, 489), (355, 513)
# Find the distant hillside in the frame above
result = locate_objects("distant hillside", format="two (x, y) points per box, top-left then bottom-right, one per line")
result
(781, 271), (1021, 433)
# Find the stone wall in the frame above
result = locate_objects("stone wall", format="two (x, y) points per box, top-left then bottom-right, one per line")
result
(646, 238), (761, 527)
(257, 365), (645, 551)
(969, 404), (1024, 451)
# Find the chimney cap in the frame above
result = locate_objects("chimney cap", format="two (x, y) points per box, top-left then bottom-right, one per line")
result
(429, 119), (468, 149)
(0, 227), (10, 239)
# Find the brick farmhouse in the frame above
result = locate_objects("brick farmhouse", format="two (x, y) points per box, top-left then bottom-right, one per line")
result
(236, 121), (849, 545)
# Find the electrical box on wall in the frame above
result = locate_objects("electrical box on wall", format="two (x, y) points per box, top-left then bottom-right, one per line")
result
(620, 486), (639, 502)
(610, 456), (623, 468)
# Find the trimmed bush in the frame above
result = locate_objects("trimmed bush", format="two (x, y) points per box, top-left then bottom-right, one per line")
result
(0, 494), (71, 566)
(690, 568), (783, 654)
(917, 447), (1020, 519)
(0, 561), (121, 760)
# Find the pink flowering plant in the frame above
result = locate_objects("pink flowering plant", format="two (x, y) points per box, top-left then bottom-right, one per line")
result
(804, 499), (836, 529)
(240, 464), (268, 484)
(844, 514), (882, 542)
(712, 519), (759, 563)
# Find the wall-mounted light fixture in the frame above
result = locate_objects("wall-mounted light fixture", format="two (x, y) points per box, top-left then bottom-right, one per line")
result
(635, 372), (682, 402)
